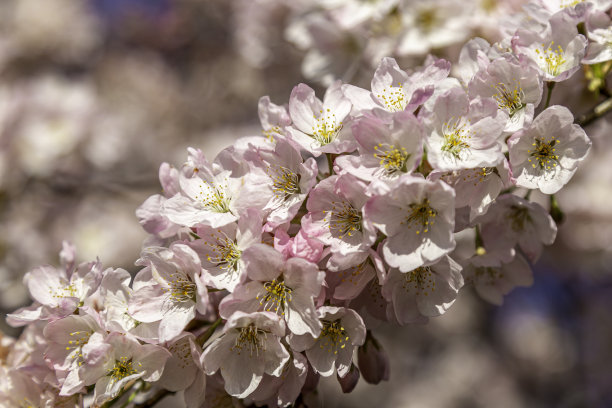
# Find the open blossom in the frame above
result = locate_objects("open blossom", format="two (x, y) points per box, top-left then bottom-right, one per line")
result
(91, 267), (159, 341)
(478, 194), (557, 262)
(246, 352), (308, 408)
(429, 158), (512, 223)
(43, 314), (107, 396)
(202, 311), (290, 398)
(463, 251), (533, 305)
(396, 0), (474, 56)
(468, 55), (543, 132)
(512, 13), (588, 82)
(508, 105), (591, 194)
(246, 138), (319, 227)
(336, 111), (423, 181)
(162, 148), (268, 228)
(343, 57), (450, 116)
(424, 87), (507, 171)
(157, 332), (206, 408)
(365, 175), (456, 272)
(302, 173), (376, 269)
(287, 81), (354, 155)
(327, 250), (382, 302)
(81, 333), (170, 405)
(382, 255), (464, 325)
(129, 243), (209, 342)
(288, 306), (366, 377)
(219, 244), (324, 336)
(8, 242), (103, 325)
(189, 208), (262, 292)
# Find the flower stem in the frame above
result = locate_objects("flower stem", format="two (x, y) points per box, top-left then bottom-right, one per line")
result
(544, 82), (555, 109)
(549, 194), (565, 224)
(196, 318), (223, 347)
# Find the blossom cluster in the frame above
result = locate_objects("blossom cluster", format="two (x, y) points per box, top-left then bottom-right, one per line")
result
(280, 0), (526, 84)
(1, 0), (607, 406)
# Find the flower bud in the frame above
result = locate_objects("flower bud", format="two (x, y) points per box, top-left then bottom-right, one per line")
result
(357, 331), (389, 385)
(337, 363), (360, 393)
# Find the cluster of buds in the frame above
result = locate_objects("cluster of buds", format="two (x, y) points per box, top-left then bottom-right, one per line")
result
(2, 0), (609, 406)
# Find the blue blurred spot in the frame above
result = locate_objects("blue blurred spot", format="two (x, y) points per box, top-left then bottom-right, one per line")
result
(90, 0), (172, 23)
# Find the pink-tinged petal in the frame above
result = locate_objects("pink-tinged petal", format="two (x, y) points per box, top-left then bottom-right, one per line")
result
(263, 336), (290, 377)
(159, 162), (180, 197)
(288, 83), (320, 135)
(159, 305), (196, 342)
(242, 244), (285, 281)
(342, 84), (379, 112)
(287, 332), (317, 352)
(363, 195), (406, 236)
(60, 241), (76, 272)
(335, 343), (355, 378)
(25, 265), (67, 306)
(6, 304), (43, 327)
(305, 341), (336, 377)
(128, 286), (166, 323)
(286, 292), (322, 336)
(371, 57), (409, 99)
(184, 370), (207, 408)
(137, 344), (172, 382)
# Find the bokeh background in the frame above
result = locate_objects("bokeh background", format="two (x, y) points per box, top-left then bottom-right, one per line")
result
(0, 0), (611, 407)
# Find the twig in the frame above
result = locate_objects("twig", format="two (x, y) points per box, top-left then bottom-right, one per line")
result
(576, 97), (612, 127)
(196, 318), (223, 347)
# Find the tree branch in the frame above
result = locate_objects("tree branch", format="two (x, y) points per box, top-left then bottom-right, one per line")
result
(576, 97), (612, 127)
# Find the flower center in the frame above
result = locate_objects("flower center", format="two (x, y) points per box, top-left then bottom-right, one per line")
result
(319, 320), (349, 354)
(559, 0), (584, 8)
(65, 330), (92, 366)
(403, 198), (438, 234)
(195, 180), (231, 213)
(328, 200), (362, 239)
(443, 167), (496, 187)
(109, 357), (139, 383)
(258, 278), (293, 315)
(493, 82), (525, 116)
(338, 261), (367, 285)
(373, 143), (410, 175)
(415, 7), (438, 32)
(403, 266), (436, 296)
(232, 325), (266, 357)
(268, 165), (301, 200)
(441, 117), (472, 160)
(205, 232), (242, 274)
(52, 282), (80, 300)
(475, 266), (504, 283)
(527, 136), (559, 171)
(377, 84), (408, 112)
(507, 205), (531, 232)
(312, 111), (342, 146)
(535, 42), (566, 76)
(164, 271), (197, 303)
(263, 125), (282, 142)
(168, 337), (193, 369)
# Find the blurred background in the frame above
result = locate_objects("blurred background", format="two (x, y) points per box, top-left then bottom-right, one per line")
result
(0, 0), (611, 407)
